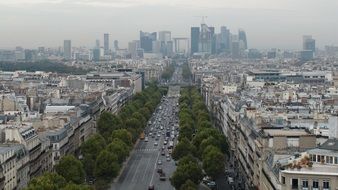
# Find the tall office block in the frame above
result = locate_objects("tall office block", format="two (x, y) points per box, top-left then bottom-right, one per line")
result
(140, 31), (157, 53)
(220, 26), (230, 51)
(93, 48), (100, 61)
(63, 40), (71, 60)
(114, 40), (119, 51)
(95, 39), (100, 48)
(199, 24), (214, 54)
(104, 33), (109, 55)
(191, 27), (200, 55)
(159, 31), (171, 43)
(303, 35), (316, 52)
(238, 29), (247, 50)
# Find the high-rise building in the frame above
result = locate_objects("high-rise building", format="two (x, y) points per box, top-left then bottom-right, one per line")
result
(140, 31), (157, 53)
(92, 48), (100, 61)
(191, 27), (200, 55)
(238, 29), (248, 50)
(158, 31), (171, 43)
(152, 40), (162, 54)
(104, 33), (109, 55)
(198, 24), (214, 54)
(128, 40), (140, 58)
(220, 26), (230, 51)
(63, 40), (71, 60)
(303, 35), (316, 53)
(114, 40), (119, 51)
(95, 39), (100, 48)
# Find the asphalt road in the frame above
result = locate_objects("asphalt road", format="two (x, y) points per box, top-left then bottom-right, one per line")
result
(111, 85), (180, 190)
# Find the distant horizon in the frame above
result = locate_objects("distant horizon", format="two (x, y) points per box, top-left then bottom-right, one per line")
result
(1, 0), (338, 50)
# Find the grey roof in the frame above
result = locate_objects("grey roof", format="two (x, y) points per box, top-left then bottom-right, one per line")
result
(319, 139), (338, 151)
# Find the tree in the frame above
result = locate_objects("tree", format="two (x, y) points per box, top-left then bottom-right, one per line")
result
(55, 155), (85, 184)
(94, 150), (121, 180)
(132, 112), (146, 126)
(61, 183), (92, 190)
(172, 138), (196, 160)
(106, 138), (130, 163)
(202, 146), (225, 178)
(26, 173), (67, 190)
(81, 134), (106, 160)
(178, 125), (195, 141)
(111, 129), (133, 146)
(82, 156), (96, 178)
(179, 180), (197, 190)
(125, 118), (142, 129)
(197, 120), (212, 129)
(170, 155), (203, 189)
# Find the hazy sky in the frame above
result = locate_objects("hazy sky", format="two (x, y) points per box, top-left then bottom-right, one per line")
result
(0, 0), (337, 50)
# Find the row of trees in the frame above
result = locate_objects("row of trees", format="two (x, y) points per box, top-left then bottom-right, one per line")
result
(182, 63), (192, 81)
(81, 82), (167, 189)
(170, 87), (228, 190)
(0, 60), (91, 75)
(161, 63), (175, 81)
(25, 83), (167, 190)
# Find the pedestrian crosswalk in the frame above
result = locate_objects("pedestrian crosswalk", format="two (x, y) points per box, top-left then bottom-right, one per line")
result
(135, 148), (159, 152)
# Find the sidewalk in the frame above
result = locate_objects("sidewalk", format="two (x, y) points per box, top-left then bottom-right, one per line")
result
(112, 139), (140, 183)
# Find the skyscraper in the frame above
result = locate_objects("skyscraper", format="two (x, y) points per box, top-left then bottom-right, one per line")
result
(303, 35), (316, 52)
(191, 27), (200, 55)
(238, 29), (247, 50)
(95, 39), (100, 48)
(63, 40), (71, 60)
(114, 40), (119, 51)
(158, 31), (171, 43)
(198, 24), (214, 54)
(104, 33), (109, 55)
(140, 31), (157, 53)
(220, 26), (230, 51)
(174, 38), (189, 56)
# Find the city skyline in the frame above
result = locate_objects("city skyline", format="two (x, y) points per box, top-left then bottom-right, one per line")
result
(1, 0), (338, 49)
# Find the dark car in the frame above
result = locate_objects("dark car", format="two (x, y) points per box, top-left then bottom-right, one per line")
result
(157, 168), (163, 174)
(148, 185), (154, 190)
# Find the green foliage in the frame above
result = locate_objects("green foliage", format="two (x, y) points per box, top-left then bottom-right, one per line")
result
(94, 150), (121, 180)
(55, 155), (85, 184)
(0, 61), (91, 74)
(111, 129), (133, 147)
(97, 112), (122, 140)
(172, 138), (196, 160)
(62, 183), (92, 190)
(25, 173), (67, 190)
(81, 134), (106, 160)
(107, 138), (131, 163)
(179, 179), (198, 190)
(202, 145), (225, 178)
(170, 155), (203, 189)
(182, 63), (192, 81)
(161, 64), (175, 81)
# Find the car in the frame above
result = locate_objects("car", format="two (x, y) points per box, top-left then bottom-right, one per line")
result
(149, 133), (152, 136)
(145, 137), (149, 142)
(148, 185), (155, 190)
(154, 142), (158, 146)
(157, 134), (161, 137)
(166, 157), (171, 161)
(157, 168), (163, 174)
(166, 154), (170, 158)
(161, 146), (165, 150)
(159, 173), (166, 181)
(161, 151), (165, 156)
(157, 160), (162, 165)
(163, 141), (167, 145)
(207, 181), (216, 187)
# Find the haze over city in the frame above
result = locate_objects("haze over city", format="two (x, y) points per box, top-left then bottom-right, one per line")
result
(1, 0), (338, 49)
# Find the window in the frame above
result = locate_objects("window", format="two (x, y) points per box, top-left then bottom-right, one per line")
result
(302, 180), (308, 187)
(335, 157), (338, 164)
(313, 181), (319, 188)
(323, 181), (330, 189)
(326, 156), (333, 164)
(281, 176), (285, 184)
(317, 155), (321, 162)
(292, 178), (298, 189)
